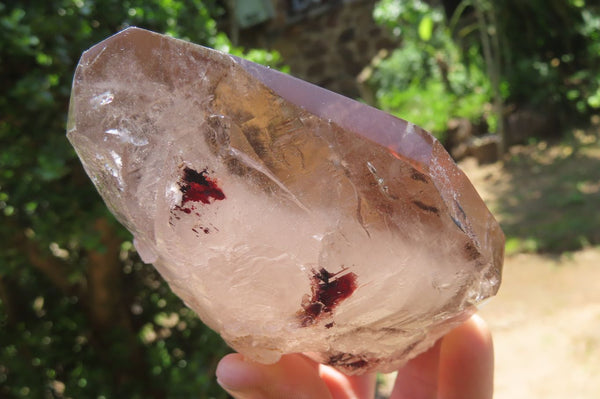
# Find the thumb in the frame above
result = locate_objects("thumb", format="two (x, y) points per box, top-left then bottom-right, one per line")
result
(216, 353), (333, 399)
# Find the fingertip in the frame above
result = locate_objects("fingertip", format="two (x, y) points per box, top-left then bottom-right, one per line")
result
(447, 314), (493, 357)
(216, 353), (262, 392)
(390, 338), (443, 399)
(319, 365), (377, 399)
(439, 314), (494, 399)
(471, 313), (493, 345)
(216, 353), (333, 399)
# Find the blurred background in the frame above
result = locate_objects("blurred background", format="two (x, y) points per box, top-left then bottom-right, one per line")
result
(1, 0), (599, 398)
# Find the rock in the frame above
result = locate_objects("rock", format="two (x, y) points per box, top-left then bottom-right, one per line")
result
(446, 118), (475, 161)
(469, 134), (501, 165)
(66, 27), (504, 375)
(505, 107), (556, 146)
(467, 134), (500, 165)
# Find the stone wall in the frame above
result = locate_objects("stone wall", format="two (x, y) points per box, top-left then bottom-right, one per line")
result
(234, 0), (398, 98)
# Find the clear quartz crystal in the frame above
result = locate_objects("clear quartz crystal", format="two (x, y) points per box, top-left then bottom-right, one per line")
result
(67, 27), (504, 375)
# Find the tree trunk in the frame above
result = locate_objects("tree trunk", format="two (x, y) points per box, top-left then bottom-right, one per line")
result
(474, 0), (505, 158)
(85, 217), (163, 397)
(0, 274), (15, 325)
(86, 217), (130, 331)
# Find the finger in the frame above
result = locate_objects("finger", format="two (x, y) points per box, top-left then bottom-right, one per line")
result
(319, 364), (377, 399)
(438, 314), (493, 399)
(216, 353), (333, 399)
(389, 339), (442, 399)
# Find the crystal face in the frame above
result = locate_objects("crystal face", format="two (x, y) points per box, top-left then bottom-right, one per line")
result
(67, 27), (504, 375)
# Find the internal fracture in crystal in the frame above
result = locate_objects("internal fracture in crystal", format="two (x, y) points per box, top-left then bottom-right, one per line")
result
(67, 27), (504, 375)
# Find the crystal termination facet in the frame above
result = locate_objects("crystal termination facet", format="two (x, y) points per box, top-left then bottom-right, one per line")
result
(66, 27), (504, 375)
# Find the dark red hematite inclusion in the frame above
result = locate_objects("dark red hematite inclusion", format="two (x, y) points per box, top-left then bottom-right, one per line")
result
(179, 167), (225, 206)
(300, 268), (358, 326)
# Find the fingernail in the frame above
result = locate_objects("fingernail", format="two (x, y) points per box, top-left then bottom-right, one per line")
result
(216, 355), (261, 393)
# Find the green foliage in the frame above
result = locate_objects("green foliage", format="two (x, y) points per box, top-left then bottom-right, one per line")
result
(372, 0), (600, 141)
(374, 0), (435, 39)
(492, 0), (600, 120)
(372, 41), (492, 139)
(370, 0), (493, 141)
(1, 255), (231, 398)
(0, 1), (283, 398)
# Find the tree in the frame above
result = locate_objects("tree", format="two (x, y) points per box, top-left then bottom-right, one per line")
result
(371, 0), (494, 141)
(370, 0), (600, 144)
(0, 1), (282, 397)
(490, 0), (600, 121)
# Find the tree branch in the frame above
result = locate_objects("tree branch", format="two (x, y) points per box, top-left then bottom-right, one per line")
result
(25, 235), (75, 296)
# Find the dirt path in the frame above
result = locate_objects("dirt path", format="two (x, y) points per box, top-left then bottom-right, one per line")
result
(479, 249), (600, 399)
(460, 153), (600, 399)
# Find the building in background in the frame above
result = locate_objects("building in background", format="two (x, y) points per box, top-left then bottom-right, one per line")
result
(222, 0), (398, 98)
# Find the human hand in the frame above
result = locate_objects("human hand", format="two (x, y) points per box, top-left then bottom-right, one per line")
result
(215, 314), (493, 399)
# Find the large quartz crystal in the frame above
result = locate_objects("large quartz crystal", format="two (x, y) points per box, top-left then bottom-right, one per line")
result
(67, 27), (504, 375)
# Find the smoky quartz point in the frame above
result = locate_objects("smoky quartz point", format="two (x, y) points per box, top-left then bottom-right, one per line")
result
(67, 27), (504, 375)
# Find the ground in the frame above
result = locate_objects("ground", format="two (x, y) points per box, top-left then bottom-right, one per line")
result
(479, 248), (600, 398)
(377, 127), (600, 398)
(463, 131), (600, 398)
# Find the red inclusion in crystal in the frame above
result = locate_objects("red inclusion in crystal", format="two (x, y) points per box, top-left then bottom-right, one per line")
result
(299, 267), (358, 327)
(179, 167), (225, 205)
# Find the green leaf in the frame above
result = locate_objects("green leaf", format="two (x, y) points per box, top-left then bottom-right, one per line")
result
(418, 15), (433, 41)
(587, 89), (600, 108)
